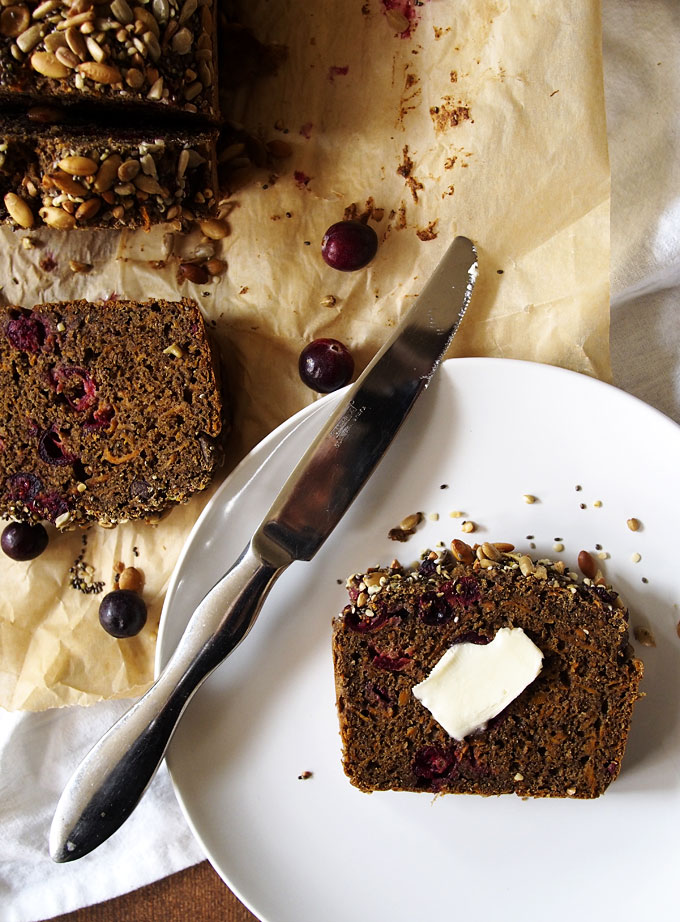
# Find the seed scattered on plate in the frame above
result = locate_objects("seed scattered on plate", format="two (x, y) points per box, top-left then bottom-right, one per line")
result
(522, 494), (537, 504)
(631, 552), (641, 563)
(627, 517), (641, 532)
(633, 626), (656, 647)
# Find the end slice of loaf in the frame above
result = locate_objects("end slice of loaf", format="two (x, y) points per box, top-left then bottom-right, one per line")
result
(0, 297), (223, 528)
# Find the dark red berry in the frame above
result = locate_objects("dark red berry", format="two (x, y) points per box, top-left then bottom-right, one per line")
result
(6, 312), (52, 354)
(418, 590), (455, 626)
(299, 338), (354, 393)
(33, 492), (70, 524)
(1, 521), (49, 560)
(129, 479), (154, 501)
(83, 404), (115, 432)
(50, 365), (97, 412)
(7, 472), (43, 503)
(371, 650), (411, 672)
(442, 576), (481, 607)
(413, 745), (455, 780)
(99, 590), (147, 638)
(451, 631), (491, 646)
(343, 604), (391, 634)
(38, 425), (77, 466)
(321, 220), (378, 271)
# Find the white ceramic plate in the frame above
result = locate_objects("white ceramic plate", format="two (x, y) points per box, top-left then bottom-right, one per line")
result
(158, 359), (680, 922)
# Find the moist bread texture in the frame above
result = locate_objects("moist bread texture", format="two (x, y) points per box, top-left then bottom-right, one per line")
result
(332, 542), (644, 798)
(0, 297), (223, 527)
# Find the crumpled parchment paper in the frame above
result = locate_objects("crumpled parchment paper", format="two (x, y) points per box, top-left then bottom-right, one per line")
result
(0, 0), (610, 710)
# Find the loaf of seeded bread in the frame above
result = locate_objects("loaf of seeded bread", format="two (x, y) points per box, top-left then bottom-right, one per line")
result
(0, 297), (223, 527)
(0, 111), (217, 229)
(0, 0), (218, 121)
(332, 541), (643, 798)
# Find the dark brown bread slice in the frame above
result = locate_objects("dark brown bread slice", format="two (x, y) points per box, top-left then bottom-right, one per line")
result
(0, 0), (218, 122)
(0, 297), (223, 527)
(332, 543), (644, 798)
(0, 112), (217, 229)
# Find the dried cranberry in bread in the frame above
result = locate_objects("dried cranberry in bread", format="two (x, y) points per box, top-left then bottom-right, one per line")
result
(0, 297), (223, 527)
(332, 542), (643, 798)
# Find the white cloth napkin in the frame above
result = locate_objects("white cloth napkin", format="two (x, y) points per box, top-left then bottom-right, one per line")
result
(1, 2), (679, 920)
(0, 701), (204, 922)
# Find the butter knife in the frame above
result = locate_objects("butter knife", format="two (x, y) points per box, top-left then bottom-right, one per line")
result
(50, 235), (478, 862)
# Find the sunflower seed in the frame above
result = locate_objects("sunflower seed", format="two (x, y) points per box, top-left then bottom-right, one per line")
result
(152, 0), (169, 24)
(32, 0), (60, 20)
(144, 30), (160, 62)
(16, 23), (44, 54)
(85, 34), (106, 62)
(110, 0), (133, 24)
(134, 173), (162, 195)
(117, 159), (140, 181)
(55, 46), (80, 68)
(171, 26), (191, 54)
(133, 6), (159, 38)
(43, 31), (68, 52)
(140, 152), (157, 177)
(146, 75), (163, 99)
(178, 0), (197, 25)
(183, 80), (202, 101)
(65, 25), (87, 59)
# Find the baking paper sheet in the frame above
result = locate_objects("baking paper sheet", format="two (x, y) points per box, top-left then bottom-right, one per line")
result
(0, 0), (610, 710)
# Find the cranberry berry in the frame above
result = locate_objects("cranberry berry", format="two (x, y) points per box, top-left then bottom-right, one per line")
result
(321, 220), (378, 271)
(299, 338), (354, 393)
(99, 590), (147, 638)
(1, 521), (49, 560)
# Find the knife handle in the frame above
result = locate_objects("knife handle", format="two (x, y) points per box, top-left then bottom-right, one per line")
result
(49, 542), (284, 863)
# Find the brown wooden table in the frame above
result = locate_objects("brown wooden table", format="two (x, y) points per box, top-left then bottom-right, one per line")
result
(47, 862), (259, 922)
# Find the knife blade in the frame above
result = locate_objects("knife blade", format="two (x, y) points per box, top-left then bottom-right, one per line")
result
(49, 235), (477, 862)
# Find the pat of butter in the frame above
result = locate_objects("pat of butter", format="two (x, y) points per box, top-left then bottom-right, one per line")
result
(412, 627), (543, 740)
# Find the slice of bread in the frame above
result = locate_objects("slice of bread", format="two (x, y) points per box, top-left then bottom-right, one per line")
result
(332, 542), (643, 798)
